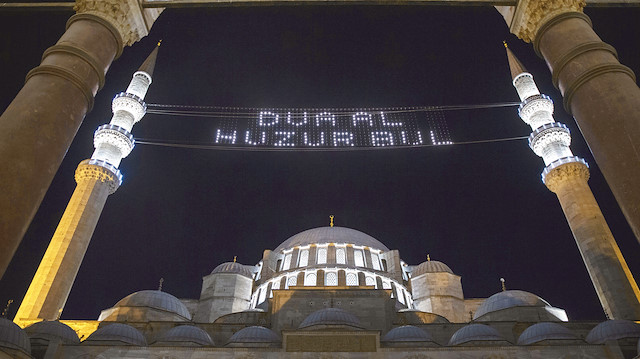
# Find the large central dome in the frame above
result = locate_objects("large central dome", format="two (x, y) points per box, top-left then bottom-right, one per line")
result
(274, 226), (389, 252)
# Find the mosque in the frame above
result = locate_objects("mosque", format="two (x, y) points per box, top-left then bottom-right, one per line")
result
(3, 1), (640, 358)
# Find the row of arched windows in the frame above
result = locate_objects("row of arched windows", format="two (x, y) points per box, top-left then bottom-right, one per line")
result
(278, 245), (385, 272)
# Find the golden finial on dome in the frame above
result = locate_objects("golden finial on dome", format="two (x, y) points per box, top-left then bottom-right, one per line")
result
(157, 39), (162, 47)
(1, 299), (13, 318)
(158, 277), (164, 291)
(503, 40), (508, 48)
(500, 277), (506, 292)
(329, 215), (334, 227)
(233, 256), (237, 263)
(427, 254), (431, 261)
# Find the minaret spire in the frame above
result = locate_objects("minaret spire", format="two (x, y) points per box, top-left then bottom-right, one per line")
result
(14, 44), (160, 324)
(506, 46), (640, 320)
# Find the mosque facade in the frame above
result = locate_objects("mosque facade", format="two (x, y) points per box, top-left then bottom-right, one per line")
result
(3, 225), (640, 358)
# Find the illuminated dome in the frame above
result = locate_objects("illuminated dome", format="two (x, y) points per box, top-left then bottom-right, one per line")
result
(275, 226), (389, 252)
(411, 260), (453, 276)
(517, 322), (577, 345)
(211, 262), (253, 278)
(24, 320), (80, 344)
(383, 325), (433, 342)
(228, 326), (280, 343)
(586, 320), (640, 344)
(103, 290), (191, 321)
(85, 323), (147, 346)
(299, 308), (363, 329)
(0, 318), (31, 355)
(155, 325), (214, 346)
(473, 290), (566, 322)
(448, 324), (504, 346)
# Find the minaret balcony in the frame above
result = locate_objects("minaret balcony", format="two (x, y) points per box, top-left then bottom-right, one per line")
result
(93, 124), (135, 158)
(518, 94), (553, 125)
(528, 123), (571, 157)
(541, 156), (589, 184)
(79, 159), (123, 187)
(112, 92), (147, 123)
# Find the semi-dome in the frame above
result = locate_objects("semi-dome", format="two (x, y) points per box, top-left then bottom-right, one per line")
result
(299, 307), (363, 329)
(275, 226), (389, 252)
(85, 323), (147, 346)
(383, 325), (433, 342)
(586, 320), (640, 344)
(448, 324), (504, 346)
(0, 318), (31, 355)
(473, 290), (551, 319)
(411, 260), (453, 277)
(112, 290), (191, 320)
(24, 320), (80, 344)
(517, 322), (577, 345)
(155, 325), (213, 346)
(228, 326), (280, 343)
(211, 262), (253, 278)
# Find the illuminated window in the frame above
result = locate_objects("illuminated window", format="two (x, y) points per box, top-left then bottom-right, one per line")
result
(365, 276), (375, 287)
(287, 276), (297, 287)
(396, 287), (405, 304)
(258, 287), (267, 303)
(272, 280), (280, 290)
(325, 272), (338, 286)
(305, 272), (317, 286)
(382, 280), (391, 289)
(282, 254), (292, 271)
(346, 273), (358, 286)
(336, 248), (346, 264)
(371, 253), (381, 271)
(317, 247), (327, 264)
(354, 250), (365, 267)
(299, 249), (309, 267)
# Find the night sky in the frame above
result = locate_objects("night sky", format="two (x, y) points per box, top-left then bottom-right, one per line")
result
(1, 4), (640, 322)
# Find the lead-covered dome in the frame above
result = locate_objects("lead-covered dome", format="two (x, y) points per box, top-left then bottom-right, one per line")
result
(275, 227), (389, 252)
(155, 325), (214, 346)
(299, 308), (363, 329)
(448, 324), (505, 346)
(586, 320), (640, 344)
(228, 326), (280, 343)
(411, 260), (453, 277)
(383, 325), (433, 342)
(24, 320), (80, 344)
(99, 290), (191, 321)
(85, 323), (146, 346)
(473, 290), (567, 322)
(211, 262), (253, 278)
(517, 322), (577, 345)
(0, 318), (31, 355)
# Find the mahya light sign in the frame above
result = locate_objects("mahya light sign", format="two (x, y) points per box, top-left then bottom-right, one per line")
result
(213, 109), (452, 148)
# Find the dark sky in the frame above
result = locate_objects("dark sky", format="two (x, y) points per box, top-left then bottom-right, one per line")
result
(1, 4), (639, 322)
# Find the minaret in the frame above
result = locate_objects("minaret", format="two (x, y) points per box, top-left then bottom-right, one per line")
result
(14, 43), (160, 324)
(505, 43), (640, 320)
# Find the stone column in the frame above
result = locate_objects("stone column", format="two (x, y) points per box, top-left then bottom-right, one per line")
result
(545, 162), (640, 320)
(0, 0), (162, 279)
(14, 161), (119, 323)
(497, 0), (640, 243)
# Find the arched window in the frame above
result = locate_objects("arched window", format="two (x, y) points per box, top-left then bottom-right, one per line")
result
(395, 287), (405, 304)
(299, 249), (309, 267)
(382, 280), (391, 289)
(371, 253), (381, 270)
(325, 272), (338, 286)
(354, 250), (365, 267)
(283, 254), (292, 271)
(317, 247), (327, 264)
(336, 247), (346, 264)
(258, 287), (267, 303)
(272, 280), (280, 290)
(346, 273), (358, 286)
(365, 276), (375, 287)
(305, 272), (317, 286)
(287, 275), (297, 287)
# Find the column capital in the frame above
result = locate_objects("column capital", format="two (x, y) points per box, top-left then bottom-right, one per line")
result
(497, 0), (586, 43)
(544, 161), (590, 193)
(73, 0), (163, 48)
(75, 160), (121, 194)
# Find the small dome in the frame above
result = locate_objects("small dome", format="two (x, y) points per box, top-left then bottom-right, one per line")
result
(517, 322), (577, 345)
(275, 227), (389, 252)
(586, 320), (640, 344)
(473, 290), (551, 319)
(299, 308), (362, 329)
(155, 325), (213, 346)
(24, 320), (79, 344)
(211, 262), (253, 278)
(448, 324), (504, 346)
(85, 323), (146, 346)
(0, 318), (31, 355)
(113, 290), (191, 320)
(411, 260), (453, 277)
(228, 326), (280, 343)
(383, 325), (433, 342)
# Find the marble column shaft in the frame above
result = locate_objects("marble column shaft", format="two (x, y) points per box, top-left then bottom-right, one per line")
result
(534, 12), (640, 243)
(0, 14), (122, 279)
(546, 162), (640, 320)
